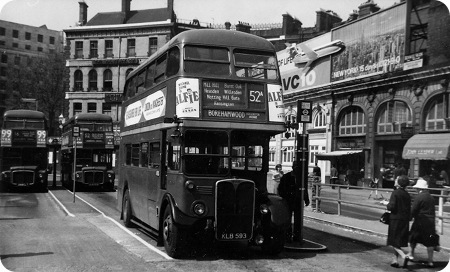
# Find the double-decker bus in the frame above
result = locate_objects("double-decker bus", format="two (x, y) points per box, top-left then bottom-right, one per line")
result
(0, 110), (48, 192)
(118, 29), (290, 257)
(60, 113), (115, 190)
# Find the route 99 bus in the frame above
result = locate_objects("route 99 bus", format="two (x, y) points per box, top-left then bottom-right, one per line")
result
(118, 29), (290, 257)
(0, 110), (48, 192)
(60, 113), (115, 190)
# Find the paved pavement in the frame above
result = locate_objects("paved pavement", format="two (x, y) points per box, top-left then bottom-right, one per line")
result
(305, 185), (450, 252)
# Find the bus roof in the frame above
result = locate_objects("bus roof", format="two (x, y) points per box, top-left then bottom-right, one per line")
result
(127, 29), (276, 80)
(4, 110), (46, 120)
(65, 113), (113, 125)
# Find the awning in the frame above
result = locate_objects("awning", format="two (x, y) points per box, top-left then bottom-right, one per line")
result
(316, 149), (363, 160)
(402, 133), (450, 160)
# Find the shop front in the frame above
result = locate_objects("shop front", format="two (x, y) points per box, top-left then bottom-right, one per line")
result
(402, 133), (450, 178)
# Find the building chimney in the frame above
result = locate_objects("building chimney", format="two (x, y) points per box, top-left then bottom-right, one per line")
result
(78, 0), (88, 26)
(282, 14), (294, 36)
(122, 0), (132, 19)
(225, 22), (231, 30)
(235, 21), (251, 33)
(358, 0), (380, 18)
(315, 9), (342, 33)
(347, 10), (359, 22)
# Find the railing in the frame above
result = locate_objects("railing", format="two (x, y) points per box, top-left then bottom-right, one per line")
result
(311, 182), (450, 235)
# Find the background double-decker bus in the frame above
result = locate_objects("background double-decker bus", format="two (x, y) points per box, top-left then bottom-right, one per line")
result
(118, 29), (290, 258)
(0, 110), (48, 192)
(60, 113), (115, 190)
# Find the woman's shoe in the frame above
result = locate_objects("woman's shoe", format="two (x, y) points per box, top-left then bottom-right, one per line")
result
(390, 262), (400, 268)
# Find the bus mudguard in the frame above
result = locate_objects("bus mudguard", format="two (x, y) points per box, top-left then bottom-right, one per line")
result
(163, 193), (199, 226)
(266, 194), (291, 227)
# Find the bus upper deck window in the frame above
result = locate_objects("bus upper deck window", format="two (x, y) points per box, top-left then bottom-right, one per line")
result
(166, 47), (180, 77)
(184, 45), (230, 76)
(234, 51), (278, 80)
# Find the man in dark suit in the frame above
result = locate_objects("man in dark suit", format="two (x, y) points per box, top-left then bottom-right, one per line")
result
(278, 161), (309, 241)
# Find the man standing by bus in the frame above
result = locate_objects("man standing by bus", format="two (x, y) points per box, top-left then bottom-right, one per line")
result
(278, 161), (310, 242)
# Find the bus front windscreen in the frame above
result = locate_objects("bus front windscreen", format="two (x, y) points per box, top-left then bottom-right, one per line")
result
(183, 130), (266, 175)
(184, 130), (229, 175)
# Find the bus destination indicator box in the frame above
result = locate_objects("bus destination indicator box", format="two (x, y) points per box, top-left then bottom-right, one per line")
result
(202, 81), (265, 122)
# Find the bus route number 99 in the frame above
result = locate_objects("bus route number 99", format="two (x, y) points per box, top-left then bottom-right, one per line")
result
(221, 232), (247, 240)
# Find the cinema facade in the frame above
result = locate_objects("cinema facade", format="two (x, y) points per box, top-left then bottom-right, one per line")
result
(274, 0), (450, 187)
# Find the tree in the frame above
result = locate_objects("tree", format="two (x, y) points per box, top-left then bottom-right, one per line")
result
(5, 52), (68, 136)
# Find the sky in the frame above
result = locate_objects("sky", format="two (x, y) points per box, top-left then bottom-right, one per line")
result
(1, 0), (445, 31)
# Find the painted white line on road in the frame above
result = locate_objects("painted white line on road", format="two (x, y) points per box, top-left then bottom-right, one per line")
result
(65, 189), (173, 260)
(48, 190), (75, 217)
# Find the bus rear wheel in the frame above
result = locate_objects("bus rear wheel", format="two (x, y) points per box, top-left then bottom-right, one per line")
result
(122, 189), (134, 227)
(162, 206), (188, 258)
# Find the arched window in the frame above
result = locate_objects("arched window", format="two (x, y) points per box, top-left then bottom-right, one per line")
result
(339, 106), (366, 136)
(74, 70), (83, 91)
(424, 93), (450, 131)
(103, 69), (112, 92)
(377, 100), (412, 134)
(88, 69), (98, 91)
(314, 110), (326, 128)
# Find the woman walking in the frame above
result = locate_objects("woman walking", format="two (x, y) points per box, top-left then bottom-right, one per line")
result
(386, 175), (411, 268)
(408, 176), (440, 268)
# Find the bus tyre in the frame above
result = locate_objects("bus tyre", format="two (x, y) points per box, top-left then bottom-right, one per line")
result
(261, 229), (285, 255)
(162, 206), (188, 258)
(122, 189), (134, 227)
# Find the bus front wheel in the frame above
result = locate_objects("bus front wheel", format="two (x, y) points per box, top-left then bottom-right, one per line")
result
(162, 206), (188, 258)
(122, 189), (134, 227)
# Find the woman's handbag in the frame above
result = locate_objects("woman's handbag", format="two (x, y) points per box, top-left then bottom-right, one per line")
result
(380, 211), (390, 224)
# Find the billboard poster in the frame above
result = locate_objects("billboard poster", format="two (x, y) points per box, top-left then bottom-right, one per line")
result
(331, 3), (406, 82)
(124, 88), (167, 127)
(277, 33), (334, 93)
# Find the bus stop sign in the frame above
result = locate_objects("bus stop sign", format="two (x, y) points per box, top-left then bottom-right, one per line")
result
(73, 126), (80, 137)
(297, 100), (312, 123)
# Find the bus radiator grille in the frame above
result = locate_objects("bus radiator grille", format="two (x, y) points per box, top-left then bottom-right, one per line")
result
(84, 171), (104, 185)
(12, 171), (35, 186)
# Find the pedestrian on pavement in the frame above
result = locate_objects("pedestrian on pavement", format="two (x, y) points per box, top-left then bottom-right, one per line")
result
(408, 176), (440, 268)
(330, 164), (338, 189)
(439, 169), (450, 204)
(386, 175), (411, 268)
(278, 160), (309, 242)
(393, 163), (407, 180)
(271, 164), (283, 194)
(313, 162), (321, 179)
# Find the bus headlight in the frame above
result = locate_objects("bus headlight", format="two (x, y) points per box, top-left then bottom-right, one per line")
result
(75, 172), (81, 180)
(260, 204), (269, 215)
(193, 202), (206, 216)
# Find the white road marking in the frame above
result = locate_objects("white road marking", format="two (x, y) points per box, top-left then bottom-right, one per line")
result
(48, 190), (75, 217)
(60, 189), (173, 260)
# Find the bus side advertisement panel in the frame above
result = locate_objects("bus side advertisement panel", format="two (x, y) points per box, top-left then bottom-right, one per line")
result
(124, 88), (167, 127)
(267, 84), (284, 122)
(176, 78), (200, 118)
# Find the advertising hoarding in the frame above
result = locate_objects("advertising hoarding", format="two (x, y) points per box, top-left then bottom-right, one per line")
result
(331, 3), (407, 83)
(277, 33), (332, 93)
